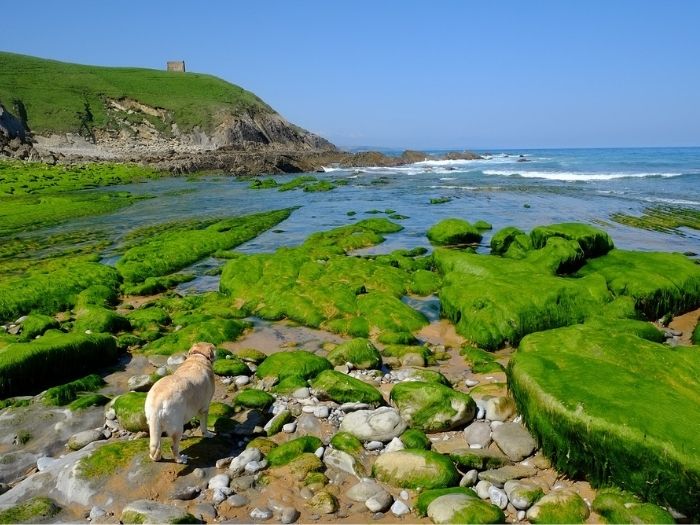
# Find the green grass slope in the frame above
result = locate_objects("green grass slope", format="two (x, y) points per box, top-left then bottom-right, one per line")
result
(0, 51), (272, 134)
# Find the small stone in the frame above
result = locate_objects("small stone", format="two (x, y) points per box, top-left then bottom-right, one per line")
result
(293, 387), (311, 399)
(384, 437), (405, 453)
(127, 374), (154, 392)
(192, 503), (217, 521)
(226, 494), (249, 507)
(216, 456), (234, 469)
(245, 459), (268, 474)
(235, 375), (250, 387)
(323, 448), (357, 476)
(212, 489), (228, 505)
(282, 422), (297, 433)
(504, 479), (544, 510)
(230, 447), (262, 475)
(308, 491), (338, 514)
(36, 456), (58, 471)
(365, 440), (383, 451)
(89, 506), (106, 521)
(477, 406), (486, 419)
(230, 475), (256, 492)
(488, 486), (509, 509)
(68, 429), (105, 451)
(280, 506), (300, 524)
(492, 423), (537, 462)
(155, 366), (168, 377)
(250, 507), (273, 520)
(347, 479), (384, 502)
(314, 446), (325, 458)
(475, 480), (493, 499)
(465, 378), (480, 387)
(313, 405), (330, 418)
(517, 510), (526, 521)
(464, 420), (492, 448)
(338, 402), (371, 412)
(105, 408), (116, 420)
(171, 486), (200, 500)
(366, 491), (394, 513)
(208, 473), (231, 490)
(390, 499), (410, 516)
(192, 467), (206, 478)
(460, 469), (479, 487)
(167, 353), (186, 366)
(302, 405), (316, 414)
(485, 396), (516, 422)
(479, 465), (538, 488)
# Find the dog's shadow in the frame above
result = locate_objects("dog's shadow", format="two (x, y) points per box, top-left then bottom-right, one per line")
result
(174, 434), (244, 477)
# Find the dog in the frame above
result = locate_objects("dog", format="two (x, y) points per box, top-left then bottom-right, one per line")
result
(145, 341), (216, 463)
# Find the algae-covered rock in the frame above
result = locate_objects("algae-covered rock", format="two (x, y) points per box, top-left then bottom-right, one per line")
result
(461, 347), (505, 374)
(390, 381), (476, 432)
(592, 487), (675, 524)
(0, 331), (117, 397)
(121, 499), (198, 524)
(246, 437), (278, 455)
(427, 218), (483, 246)
(427, 493), (506, 524)
(504, 479), (544, 510)
(448, 448), (510, 470)
(310, 370), (384, 406)
(256, 351), (332, 383)
(212, 357), (250, 376)
(44, 373), (105, 406)
(326, 338), (382, 369)
(579, 249), (700, 318)
(530, 222), (614, 258)
(509, 319), (700, 518)
(399, 428), (431, 450)
(234, 348), (267, 364)
(382, 344), (432, 367)
(490, 226), (532, 258)
(372, 449), (460, 489)
(234, 389), (274, 410)
(307, 491), (338, 514)
(18, 314), (59, 341)
(74, 304), (131, 334)
(0, 496), (60, 523)
(264, 409), (292, 437)
(339, 407), (407, 442)
(399, 367), (450, 385)
(330, 432), (363, 455)
(144, 319), (248, 355)
(526, 488), (590, 524)
(266, 436), (323, 467)
(113, 392), (148, 432)
(415, 487), (479, 515)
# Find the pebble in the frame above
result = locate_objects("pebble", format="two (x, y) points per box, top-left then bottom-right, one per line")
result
(208, 473), (230, 490)
(230, 475), (256, 492)
(230, 448), (262, 475)
(212, 489), (228, 505)
(314, 447), (325, 458)
(245, 459), (268, 474)
(105, 408), (116, 420)
(89, 506), (106, 521)
(366, 491), (394, 513)
(488, 485), (509, 509)
(192, 468), (206, 479)
(235, 375), (250, 387)
(280, 506), (300, 524)
(383, 437), (405, 454)
(282, 422), (297, 433)
(216, 457), (233, 469)
(517, 510), (526, 521)
(313, 406), (330, 418)
(250, 507), (273, 520)
(475, 480), (493, 499)
(155, 366), (168, 377)
(227, 494), (249, 507)
(338, 402), (371, 412)
(465, 379), (480, 387)
(365, 440), (383, 451)
(293, 387), (311, 399)
(167, 353), (186, 366)
(390, 500), (410, 516)
(476, 406), (486, 419)
(221, 377), (233, 385)
(459, 469), (479, 487)
(170, 486), (200, 500)
(36, 456), (58, 471)
(302, 405), (317, 414)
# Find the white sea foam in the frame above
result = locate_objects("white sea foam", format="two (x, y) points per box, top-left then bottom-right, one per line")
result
(482, 169), (683, 181)
(644, 197), (700, 206)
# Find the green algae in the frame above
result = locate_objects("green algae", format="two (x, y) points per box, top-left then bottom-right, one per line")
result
(409, 268), (442, 296)
(144, 318), (248, 356)
(0, 255), (121, 323)
(430, 197), (452, 204)
(266, 436), (323, 467)
(427, 218), (483, 245)
(400, 428), (431, 450)
(0, 331), (117, 397)
(509, 320), (700, 518)
(256, 351), (332, 383)
(116, 208), (294, 283)
(122, 273), (195, 295)
(211, 356), (250, 376)
(390, 381), (476, 432)
(277, 175), (317, 191)
(310, 370), (384, 406)
(74, 304), (131, 334)
(371, 449), (460, 489)
(75, 284), (119, 308)
(326, 338), (382, 369)
(448, 448), (510, 470)
(382, 344), (433, 366)
(265, 410), (292, 436)
(694, 321), (700, 345)
(579, 249), (700, 319)
(247, 436), (278, 454)
(530, 222), (614, 258)
(77, 439), (148, 479)
(204, 401), (235, 432)
(17, 314), (58, 341)
(43, 373), (105, 406)
(611, 204), (700, 235)
(249, 178), (279, 190)
(0, 496), (60, 524)
(415, 487), (479, 516)
(329, 432), (363, 455)
(126, 307), (171, 336)
(592, 487), (675, 524)
(233, 348), (267, 364)
(461, 347), (505, 374)
(113, 392), (148, 432)
(68, 393), (110, 411)
(234, 389), (274, 410)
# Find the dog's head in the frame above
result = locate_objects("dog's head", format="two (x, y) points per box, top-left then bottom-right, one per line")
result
(188, 342), (216, 362)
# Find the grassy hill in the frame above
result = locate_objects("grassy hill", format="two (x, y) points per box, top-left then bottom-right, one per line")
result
(0, 52), (274, 135)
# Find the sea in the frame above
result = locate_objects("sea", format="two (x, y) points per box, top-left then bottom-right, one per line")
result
(66, 146), (700, 292)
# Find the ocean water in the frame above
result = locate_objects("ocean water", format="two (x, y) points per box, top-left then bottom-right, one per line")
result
(51, 147), (700, 291)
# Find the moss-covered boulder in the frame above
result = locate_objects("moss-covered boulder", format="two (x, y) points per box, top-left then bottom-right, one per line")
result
(526, 488), (590, 524)
(234, 347), (267, 364)
(372, 449), (459, 489)
(382, 344), (432, 367)
(530, 222), (614, 258)
(126, 307), (170, 333)
(400, 367), (450, 385)
(0, 497), (61, 524)
(0, 331), (117, 397)
(326, 338), (382, 369)
(212, 357), (250, 376)
(144, 318), (248, 355)
(310, 370), (384, 406)
(43, 373), (105, 406)
(490, 226), (532, 258)
(246, 436), (278, 455)
(579, 249), (700, 319)
(74, 305), (131, 334)
(121, 500), (198, 524)
(256, 350), (332, 383)
(426, 492), (506, 524)
(592, 487), (675, 524)
(390, 381), (476, 432)
(233, 389), (274, 410)
(113, 392), (148, 432)
(18, 313), (59, 342)
(330, 432), (363, 455)
(415, 487), (478, 516)
(448, 448), (510, 470)
(509, 320), (700, 518)
(427, 218), (483, 246)
(399, 428), (431, 450)
(266, 436), (323, 467)
(461, 347), (505, 374)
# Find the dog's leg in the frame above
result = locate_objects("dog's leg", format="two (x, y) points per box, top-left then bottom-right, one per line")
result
(199, 409), (215, 438)
(171, 431), (188, 464)
(148, 417), (162, 462)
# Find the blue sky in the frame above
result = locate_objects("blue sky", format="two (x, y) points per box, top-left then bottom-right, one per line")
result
(2, 1), (699, 149)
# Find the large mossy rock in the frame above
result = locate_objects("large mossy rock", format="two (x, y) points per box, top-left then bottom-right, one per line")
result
(526, 488), (590, 524)
(579, 249), (700, 319)
(509, 319), (700, 518)
(266, 436), (323, 467)
(592, 487), (675, 524)
(372, 449), (459, 489)
(113, 392), (148, 432)
(0, 330), (117, 397)
(0, 497), (61, 523)
(121, 500), (198, 524)
(326, 338), (382, 369)
(434, 248), (613, 349)
(426, 492), (506, 524)
(256, 351), (332, 384)
(17, 313), (59, 342)
(144, 318), (248, 355)
(74, 304), (131, 334)
(310, 370), (384, 406)
(529, 222), (614, 258)
(390, 381), (476, 432)
(427, 218), (483, 246)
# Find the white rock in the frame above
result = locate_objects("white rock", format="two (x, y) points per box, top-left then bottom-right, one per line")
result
(229, 447), (262, 475)
(314, 447), (325, 458)
(517, 510), (526, 521)
(400, 490), (409, 500)
(36, 456), (58, 471)
(250, 507), (273, 520)
(390, 499), (410, 516)
(475, 480), (493, 499)
(234, 375), (250, 387)
(208, 473), (230, 490)
(212, 488), (227, 505)
(459, 469), (479, 487)
(383, 437), (405, 454)
(105, 408), (116, 420)
(167, 353), (186, 366)
(366, 490), (394, 512)
(302, 405), (316, 414)
(313, 406), (330, 418)
(476, 406), (485, 419)
(216, 457), (234, 469)
(365, 440), (383, 451)
(89, 506), (106, 520)
(490, 420), (504, 428)
(488, 485), (509, 509)
(323, 449), (357, 476)
(282, 422), (297, 433)
(245, 459), (267, 474)
(292, 387), (311, 399)
(465, 379), (479, 387)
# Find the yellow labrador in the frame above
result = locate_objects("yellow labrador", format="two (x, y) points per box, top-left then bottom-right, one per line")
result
(145, 342), (216, 463)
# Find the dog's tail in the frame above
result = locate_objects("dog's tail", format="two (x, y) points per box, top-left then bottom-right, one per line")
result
(147, 409), (162, 462)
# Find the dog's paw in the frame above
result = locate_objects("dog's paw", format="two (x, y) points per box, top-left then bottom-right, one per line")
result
(202, 430), (215, 438)
(175, 454), (189, 464)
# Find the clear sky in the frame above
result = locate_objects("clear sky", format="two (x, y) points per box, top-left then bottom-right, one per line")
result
(2, 0), (699, 149)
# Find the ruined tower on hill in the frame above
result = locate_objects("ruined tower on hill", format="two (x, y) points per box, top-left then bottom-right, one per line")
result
(166, 61), (186, 72)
